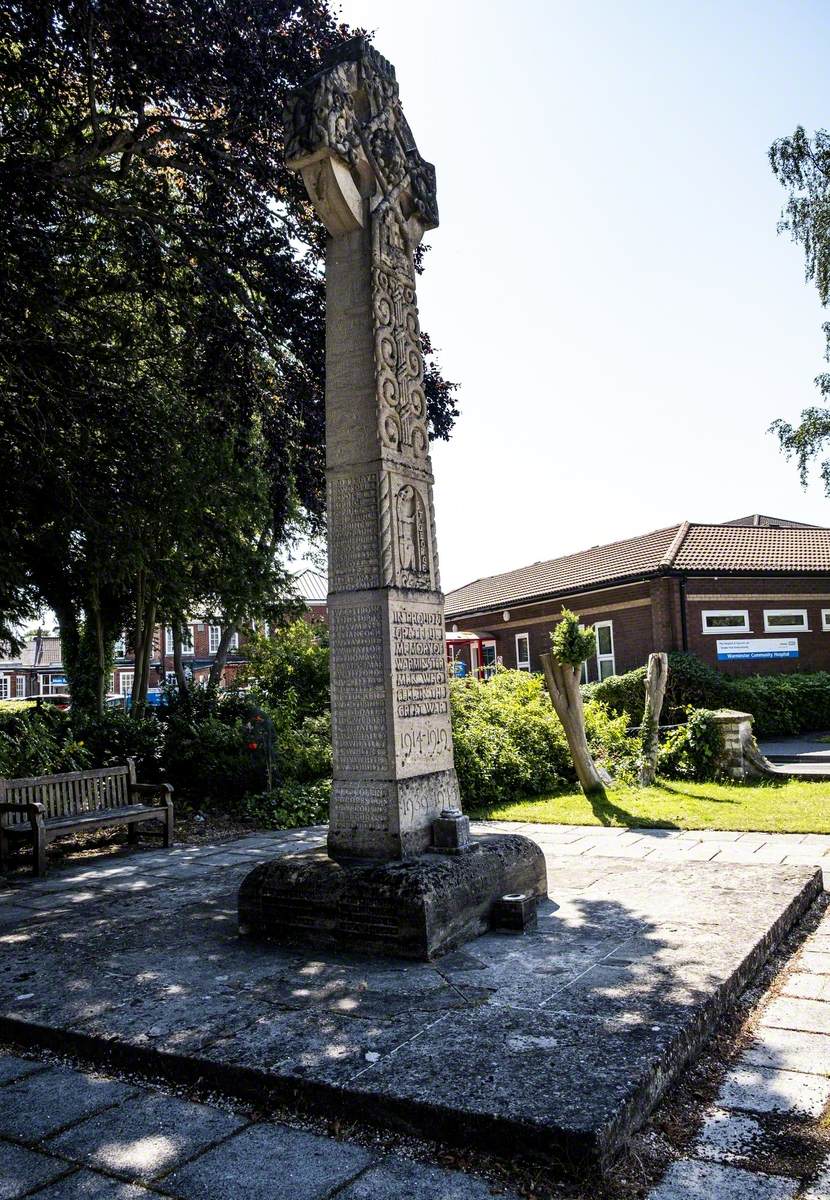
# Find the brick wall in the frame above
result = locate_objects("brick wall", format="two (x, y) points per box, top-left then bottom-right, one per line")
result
(684, 576), (830, 675)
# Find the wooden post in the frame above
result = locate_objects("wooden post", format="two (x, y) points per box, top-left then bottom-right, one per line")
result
(639, 652), (668, 787)
(540, 652), (612, 800)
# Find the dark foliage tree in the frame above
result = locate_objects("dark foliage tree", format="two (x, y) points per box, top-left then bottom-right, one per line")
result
(769, 128), (830, 487)
(0, 0), (458, 712)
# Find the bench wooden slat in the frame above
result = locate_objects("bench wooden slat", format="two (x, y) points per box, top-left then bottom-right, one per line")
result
(5, 765), (130, 790)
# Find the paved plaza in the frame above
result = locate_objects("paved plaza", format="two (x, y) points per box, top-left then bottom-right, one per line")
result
(1, 822), (828, 1189)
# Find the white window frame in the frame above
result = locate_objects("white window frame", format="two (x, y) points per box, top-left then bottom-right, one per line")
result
(120, 672), (134, 697)
(594, 620), (616, 680)
(114, 634), (126, 657)
(481, 640), (498, 680)
(701, 610), (750, 635)
(0, 675), (9, 700)
(580, 661), (589, 685)
(208, 625), (221, 655)
(229, 630), (239, 652)
(515, 632), (531, 672)
(165, 626), (194, 656)
(15, 675), (26, 698)
(822, 609), (830, 632)
(763, 608), (809, 633)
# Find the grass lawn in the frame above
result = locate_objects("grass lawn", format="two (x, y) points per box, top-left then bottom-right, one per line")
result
(469, 778), (830, 834)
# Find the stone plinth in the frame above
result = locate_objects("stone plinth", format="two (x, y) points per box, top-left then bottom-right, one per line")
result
(239, 835), (547, 961)
(711, 709), (778, 780)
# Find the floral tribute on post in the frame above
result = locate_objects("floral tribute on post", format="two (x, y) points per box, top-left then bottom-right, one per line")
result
(238, 39), (546, 960)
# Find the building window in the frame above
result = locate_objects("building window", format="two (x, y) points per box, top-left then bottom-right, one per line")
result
(108, 674), (115, 695)
(482, 640), (498, 680)
(580, 661), (589, 685)
(120, 672), (134, 697)
(701, 610), (750, 634)
(114, 634), (126, 657)
(515, 633), (531, 671)
(595, 621), (616, 680)
(0, 676), (9, 700)
(823, 610), (830, 632)
(229, 630), (239, 652)
(165, 626), (194, 655)
(764, 609), (809, 633)
(15, 675), (26, 698)
(208, 625), (221, 655)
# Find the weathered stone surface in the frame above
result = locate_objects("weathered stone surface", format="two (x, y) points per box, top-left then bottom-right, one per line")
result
(281, 38), (464, 865)
(238, 835), (547, 960)
(760, 995), (830, 1035)
(649, 1159), (798, 1200)
(0, 1143), (69, 1199)
(46, 1092), (246, 1181)
(163, 1124), (373, 1200)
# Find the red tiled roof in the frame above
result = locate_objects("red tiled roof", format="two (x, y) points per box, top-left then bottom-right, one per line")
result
(445, 524), (682, 617)
(672, 524), (830, 573)
(445, 519), (830, 618)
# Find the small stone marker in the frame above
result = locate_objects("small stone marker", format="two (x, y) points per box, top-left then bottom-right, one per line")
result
(238, 38), (546, 959)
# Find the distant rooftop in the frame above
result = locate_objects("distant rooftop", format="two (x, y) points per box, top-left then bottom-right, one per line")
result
(445, 516), (830, 619)
(292, 568), (327, 604)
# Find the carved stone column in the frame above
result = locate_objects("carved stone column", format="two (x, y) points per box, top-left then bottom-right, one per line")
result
(284, 38), (458, 862)
(238, 39), (547, 960)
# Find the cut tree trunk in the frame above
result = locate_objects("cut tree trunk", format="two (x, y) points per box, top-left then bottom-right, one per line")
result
(540, 652), (612, 800)
(639, 652), (668, 787)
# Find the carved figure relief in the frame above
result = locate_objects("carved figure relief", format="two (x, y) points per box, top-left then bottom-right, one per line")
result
(395, 484), (430, 588)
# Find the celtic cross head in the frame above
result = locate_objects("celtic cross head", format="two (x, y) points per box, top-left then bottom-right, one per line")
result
(284, 38), (438, 245)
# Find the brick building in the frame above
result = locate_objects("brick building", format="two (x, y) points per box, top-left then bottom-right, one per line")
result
(0, 569), (329, 701)
(444, 516), (830, 681)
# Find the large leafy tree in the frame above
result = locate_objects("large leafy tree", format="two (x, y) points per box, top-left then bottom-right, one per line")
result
(0, 1), (458, 713)
(769, 128), (830, 486)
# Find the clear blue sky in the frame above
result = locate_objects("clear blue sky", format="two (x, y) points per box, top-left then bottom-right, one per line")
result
(339, 0), (830, 591)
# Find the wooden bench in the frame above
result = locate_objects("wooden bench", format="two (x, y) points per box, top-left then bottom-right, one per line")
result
(0, 760), (174, 877)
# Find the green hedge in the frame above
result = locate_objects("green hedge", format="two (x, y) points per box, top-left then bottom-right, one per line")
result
(586, 653), (830, 738)
(449, 669), (633, 806)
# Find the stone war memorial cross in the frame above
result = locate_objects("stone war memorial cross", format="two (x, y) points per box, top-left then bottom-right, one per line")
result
(239, 39), (546, 960)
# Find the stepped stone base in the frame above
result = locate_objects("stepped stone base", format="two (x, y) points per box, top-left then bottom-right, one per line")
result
(237, 834), (547, 961)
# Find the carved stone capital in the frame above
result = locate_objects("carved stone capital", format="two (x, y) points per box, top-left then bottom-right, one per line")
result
(284, 37), (438, 244)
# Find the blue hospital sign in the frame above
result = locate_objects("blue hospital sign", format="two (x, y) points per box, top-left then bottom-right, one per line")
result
(716, 637), (799, 661)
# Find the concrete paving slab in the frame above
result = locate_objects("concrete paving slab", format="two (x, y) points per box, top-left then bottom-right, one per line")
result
(0, 1053), (47, 1085)
(743, 1027), (830, 1076)
(0, 1143), (70, 1199)
(695, 1106), (768, 1166)
(759, 995), (830, 1035)
(801, 1157), (830, 1200)
(782, 973), (830, 1002)
(0, 1067), (137, 1140)
(801, 952), (830, 975)
(161, 1123), (373, 1200)
(47, 1091), (246, 1181)
(648, 1158), (798, 1199)
(335, 1156), (523, 1199)
(718, 1062), (830, 1117)
(27, 1170), (159, 1198)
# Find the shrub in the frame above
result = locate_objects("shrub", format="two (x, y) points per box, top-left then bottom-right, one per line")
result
(241, 620), (329, 724)
(587, 652), (830, 738)
(72, 711), (163, 777)
(657, 709), (724, 780)
(449, 668), (638, 806)
(0, 705), (90, 778)
(274, 712), (332, 783)
(243, 778), (331, 828)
